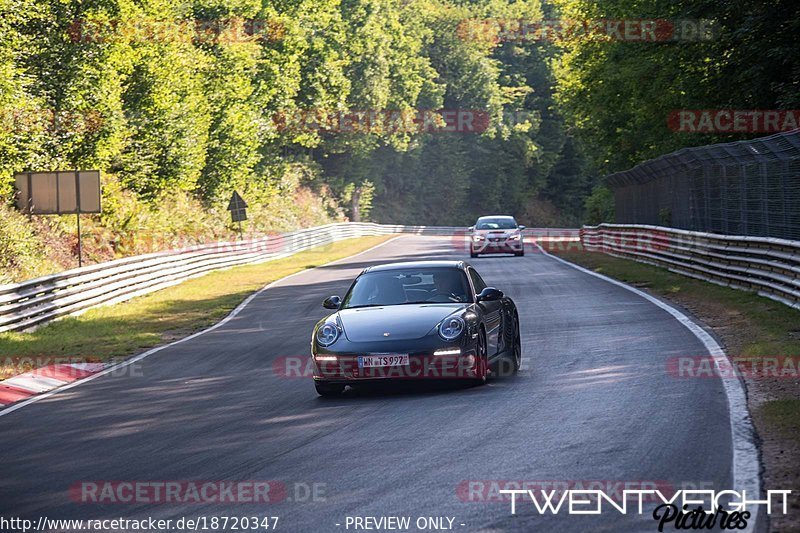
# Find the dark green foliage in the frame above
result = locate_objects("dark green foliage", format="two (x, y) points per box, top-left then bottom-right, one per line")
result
(3, 0), (795, 229)
(584, 186), (614, 226)
(552, 0), (800, 176)
(0, 0), (602, 229)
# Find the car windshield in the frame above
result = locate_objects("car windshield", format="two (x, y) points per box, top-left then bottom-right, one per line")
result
(475, 217), (517, 230)
(342, 268), (472, 308)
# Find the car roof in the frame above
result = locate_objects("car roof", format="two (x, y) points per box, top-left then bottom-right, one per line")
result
(476, 215), (516, 220)
(363, 260), (467, 273)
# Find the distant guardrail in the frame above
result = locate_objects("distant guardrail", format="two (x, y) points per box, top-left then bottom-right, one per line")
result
(580, 224), (800, 310)
(0, 223), (578, 333)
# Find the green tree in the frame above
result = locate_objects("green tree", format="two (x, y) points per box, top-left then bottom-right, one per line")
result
(584, 185), (614, 225)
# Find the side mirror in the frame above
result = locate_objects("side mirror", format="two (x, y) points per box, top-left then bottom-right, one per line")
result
(322, 295), (341, 309)
(476, 287), (503, 302)
(518, 225), (526, 230)
(468, 226), (475, 232)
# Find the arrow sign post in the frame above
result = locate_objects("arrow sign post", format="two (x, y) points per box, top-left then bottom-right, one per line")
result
(227, 191), (248, 238)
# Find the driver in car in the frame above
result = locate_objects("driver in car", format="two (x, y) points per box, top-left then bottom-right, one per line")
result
(431, 272), (467, 302)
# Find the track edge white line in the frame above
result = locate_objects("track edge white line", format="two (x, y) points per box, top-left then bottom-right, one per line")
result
(537, 244), (762, 533)
(0, 235), (404, 418)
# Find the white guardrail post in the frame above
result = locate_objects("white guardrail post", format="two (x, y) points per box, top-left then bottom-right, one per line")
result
(580, 223), (800, 310)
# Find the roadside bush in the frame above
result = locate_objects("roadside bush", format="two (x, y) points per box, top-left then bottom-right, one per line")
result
(0, 204), (61, 284)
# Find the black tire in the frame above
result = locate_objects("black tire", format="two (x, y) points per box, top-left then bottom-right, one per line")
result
(514, 250), (524, 257)
(509, 316), (522, 374)
(470, 251), (478, 258)
(315, 382), (345, 397)
(495, 314), (521, 376)
(471, 330), (488, 386)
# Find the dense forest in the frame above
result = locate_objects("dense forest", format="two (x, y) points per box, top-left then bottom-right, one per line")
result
(1, 0), (798, 280)
(552, 0), (800, 174)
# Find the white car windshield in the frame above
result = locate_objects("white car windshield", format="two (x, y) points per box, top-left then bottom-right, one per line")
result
(475, 218), (518, 230)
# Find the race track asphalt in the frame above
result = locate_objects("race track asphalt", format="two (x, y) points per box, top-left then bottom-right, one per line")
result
(0, 235), (750, 532)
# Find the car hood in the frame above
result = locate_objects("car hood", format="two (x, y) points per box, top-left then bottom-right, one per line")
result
(474, 229), (519, 237)
(337, 304), (467, 342)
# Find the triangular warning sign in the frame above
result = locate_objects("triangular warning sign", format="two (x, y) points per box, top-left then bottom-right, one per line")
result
(227, 191), (248, 211)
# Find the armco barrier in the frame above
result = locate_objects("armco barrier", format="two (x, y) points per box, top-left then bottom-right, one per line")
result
(580, 224), (800, 310)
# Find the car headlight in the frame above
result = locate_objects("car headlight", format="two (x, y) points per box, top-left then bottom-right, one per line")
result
(472, 235), (485, 242)
(438, 316), (465, 341)
(316, 323), (340, 346)
(509, 233), (521, 240)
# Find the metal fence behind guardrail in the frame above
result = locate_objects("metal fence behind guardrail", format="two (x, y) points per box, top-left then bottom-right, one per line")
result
(605, 130), (800, 241)
(580, 223), (800, 310)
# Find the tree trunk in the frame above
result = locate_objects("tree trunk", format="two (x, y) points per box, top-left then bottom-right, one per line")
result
(351, 186), (361, 222)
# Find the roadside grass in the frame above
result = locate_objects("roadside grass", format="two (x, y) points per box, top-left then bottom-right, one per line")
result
(761, 400), (800, 438)
(553, 249), (800, 357)
(551, 247), (800, 445)
(0, 235), (394, 378)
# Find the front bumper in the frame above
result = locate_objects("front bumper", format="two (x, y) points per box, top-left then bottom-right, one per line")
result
(312, 351), (481, 383)
(471, 239), (523, 254)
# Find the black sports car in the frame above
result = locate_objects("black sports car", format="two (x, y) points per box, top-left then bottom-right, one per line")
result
(311, 261), (522, 396)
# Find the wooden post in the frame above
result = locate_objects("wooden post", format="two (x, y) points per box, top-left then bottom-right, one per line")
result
(75, 171), (83, 268)
(76, 211), (82, 268)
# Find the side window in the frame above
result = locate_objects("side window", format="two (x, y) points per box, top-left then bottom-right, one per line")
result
(468, 268), (487, 294)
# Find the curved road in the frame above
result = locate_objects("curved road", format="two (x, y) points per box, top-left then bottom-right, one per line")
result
(0, 235), (749, 532)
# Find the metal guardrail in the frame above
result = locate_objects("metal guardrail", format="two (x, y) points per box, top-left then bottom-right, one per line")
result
(0, 223), (580, 333)
(580, 224), (800, 310)
(0, 223), (430, 333)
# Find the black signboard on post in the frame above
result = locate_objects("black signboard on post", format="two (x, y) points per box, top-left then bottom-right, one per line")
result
(227, 191), (248, 236)
(14, 170), (102, 267)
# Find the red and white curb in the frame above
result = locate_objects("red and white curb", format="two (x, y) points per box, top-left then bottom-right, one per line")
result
(0, 363), (106, 407)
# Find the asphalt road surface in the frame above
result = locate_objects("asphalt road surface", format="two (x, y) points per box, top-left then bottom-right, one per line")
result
(0, 235), (748, 532)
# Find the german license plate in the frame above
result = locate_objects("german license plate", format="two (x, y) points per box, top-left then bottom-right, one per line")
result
(358, 354), (409, 368)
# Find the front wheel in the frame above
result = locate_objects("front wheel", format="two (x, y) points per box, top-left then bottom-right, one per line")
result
(510, 318), (522, 374)
(470, 250), (479, 258)
(514, 250), (524, 257)
(471, 330), (488, 386)
(495, 316), (522, 376)
(315, 382), (345, 397)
